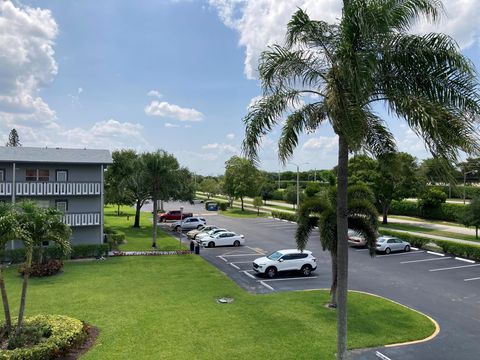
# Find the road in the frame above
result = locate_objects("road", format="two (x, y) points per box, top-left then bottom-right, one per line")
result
(158, 202), (480, 360)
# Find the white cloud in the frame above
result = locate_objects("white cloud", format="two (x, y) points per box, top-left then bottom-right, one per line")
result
(210, 0), (479, 79)
(144, 100), (204, 121)
(226, 133), (235, 140)
(147, 90), (162, 98)
(302, 135), (338, 152)
(165, 122), (180, 128)
(201, 142), (238, 153)
(0, 0), (58, 126)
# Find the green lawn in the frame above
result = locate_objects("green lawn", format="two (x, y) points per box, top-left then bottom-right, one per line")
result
(388, 215), (466, 228)
(381, 222), (479, 243)
(104, 205), (186, 251)
(220, 207), (269, 218)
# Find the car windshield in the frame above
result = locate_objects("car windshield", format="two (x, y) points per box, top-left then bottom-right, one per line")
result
(267, 251), (283, 261)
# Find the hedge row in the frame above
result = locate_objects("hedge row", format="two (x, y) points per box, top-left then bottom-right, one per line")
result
(0, 244), (110, 264)
(389, 200), (464, 222)
(427, 184), (480, 200)
(435, 240), (480, 262)
(271, 210), (298, 222)
(0, 315), (87, 360)
(104, 227), (126, 250)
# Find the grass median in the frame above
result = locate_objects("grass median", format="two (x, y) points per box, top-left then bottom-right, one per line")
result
(381, 222), (479, 243)
(220, 207), (269, 218)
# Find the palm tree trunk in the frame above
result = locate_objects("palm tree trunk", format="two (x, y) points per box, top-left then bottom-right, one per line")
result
(330, 251), (338, 308)
(0, 266), (11, 335)
(336, 134), (349, 360)
(16, 248), (33, 335)
(152, 198), (158, 248)
(134, 200), (141, 228)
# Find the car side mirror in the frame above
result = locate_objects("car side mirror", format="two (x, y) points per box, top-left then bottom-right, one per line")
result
(278, 259), (284, 262)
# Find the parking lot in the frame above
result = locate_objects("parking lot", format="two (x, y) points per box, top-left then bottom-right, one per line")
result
(160, 202), (480, 360)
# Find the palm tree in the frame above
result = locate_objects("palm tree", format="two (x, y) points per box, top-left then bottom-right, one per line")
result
(16, 202), (71, 335)
(243, 3), (480, 359)
(296, 185), (378, 308)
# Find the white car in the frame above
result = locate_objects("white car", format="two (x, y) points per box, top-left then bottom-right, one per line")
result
(170, 217), (206, 231)
(253, 249), (317, 278)
(200, 231), (245, 248)
(348, 229), (366, 246)
(196, 228), (228, 241)
(376, 236), (411, 254)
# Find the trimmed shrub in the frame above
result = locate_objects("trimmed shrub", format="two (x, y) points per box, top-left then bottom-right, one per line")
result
(434, 240), (480, 261)
(389, 200), (464, 222)
(218, 202), (229, 211)
(70, 244), (110, 259)
(19, 260), (64, 277)
(271, 190), (284, 201)
(271, 210), (298, 222)
(379, 229), (431, 248)
(0, 314), (87, 360)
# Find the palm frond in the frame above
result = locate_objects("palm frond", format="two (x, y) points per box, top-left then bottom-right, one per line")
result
(348, 215), (378, 256)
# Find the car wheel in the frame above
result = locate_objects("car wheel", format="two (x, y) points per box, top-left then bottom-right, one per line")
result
(175, 225), (181, 232)
(197, 225), (203, 229)
(208, 241), (215, 248)
(301, 265), (312, 277)
(404, 245), (411, 252)
(233, 240), (240, 247)
(266, 267), (277, 279)
(161, 218), (166, 223)
(385, 247), (391, 254)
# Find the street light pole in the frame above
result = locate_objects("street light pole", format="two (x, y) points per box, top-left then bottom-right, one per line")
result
(463, 170), (474, 204)
(289, 162), (309, 210)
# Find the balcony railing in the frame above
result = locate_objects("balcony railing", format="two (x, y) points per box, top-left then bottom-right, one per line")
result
(0, 182), (101, 196)
(61, 212), (101, 227)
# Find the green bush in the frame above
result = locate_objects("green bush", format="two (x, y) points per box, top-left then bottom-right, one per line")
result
(20, 260), (64, 277)
(271, 210), (298, 222)
(389, 200), (464, 222)
(218, 202), (229, 211)
(271, 190), (284, 201)
(379, 229), (431, 248)
(70, 244), (110, 259)
(427, 184), (480, 200)
(434, 240), (480, 261)
(0, 314), (87, 360)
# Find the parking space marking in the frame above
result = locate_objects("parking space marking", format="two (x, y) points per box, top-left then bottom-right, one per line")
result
(455, 257), (476, 264)
(411, 247), (419, 251)
(246, 246), (265, 254)
(377, 251), (425, 257)
(229, 263), (240, 270)
(401, 257), (452, 264)
(259, 281), (275, 291)
(218, 256), (227, 262)
(220, 253), (262, 257)
(375, 351), (392, 360)
(464, 277), (480, 282)
(355, 249), (369, 252)
(241, 270), (256, 279)
(260, 276), (318, 282)
(429, 264), (480, 272)
(231, 261), (253, 264)
(427, 251), (445, 257)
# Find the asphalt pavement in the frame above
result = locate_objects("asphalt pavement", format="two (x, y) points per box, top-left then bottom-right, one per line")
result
(157, 202), (480, 360)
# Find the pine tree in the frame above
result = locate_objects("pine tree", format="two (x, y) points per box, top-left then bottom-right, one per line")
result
(6, 129), (21, 147)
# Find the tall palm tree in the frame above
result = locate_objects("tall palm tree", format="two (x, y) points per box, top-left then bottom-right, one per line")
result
(297, 185), (378, 308)
(16, 202), (71, 335)
(243, 2), (480, 358)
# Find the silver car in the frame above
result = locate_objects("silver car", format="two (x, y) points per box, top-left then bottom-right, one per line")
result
(376, 236), (411, 254)
(170, 217), (206, 231)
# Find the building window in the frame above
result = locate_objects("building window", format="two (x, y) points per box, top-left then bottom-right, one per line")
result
(26, 169), (50, 182)
(56, 170), (68, 182)
(0, 169), (4, 182)
(56, 200), (68, 213)
(36, 200), (50, 209)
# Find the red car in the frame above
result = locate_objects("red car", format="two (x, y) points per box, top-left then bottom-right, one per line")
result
(158, 210), (193, 222)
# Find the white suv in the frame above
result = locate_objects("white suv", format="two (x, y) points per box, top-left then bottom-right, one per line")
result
(253, 249), (316, 278)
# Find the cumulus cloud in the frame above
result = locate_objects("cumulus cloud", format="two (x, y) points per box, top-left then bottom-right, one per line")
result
(145, 100), (204, 121)
(210, 0), (479, 79)
(0, 0), (58, 126)
(165, 122), (180, 128)
(226, 133), (235, 140)
(147, 90), (162, 98)
(201, 142), (238, 153)
(302, 135), (338, 152)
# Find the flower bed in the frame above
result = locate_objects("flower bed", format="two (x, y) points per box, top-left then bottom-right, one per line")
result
(110, 250), (193, 256)
(0, 315), (87, 360)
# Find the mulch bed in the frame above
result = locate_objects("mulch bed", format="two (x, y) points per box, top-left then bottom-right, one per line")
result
(59, 324), (99, 360)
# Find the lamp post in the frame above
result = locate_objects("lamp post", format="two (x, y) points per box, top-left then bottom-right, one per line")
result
(289, 162), (309, 209)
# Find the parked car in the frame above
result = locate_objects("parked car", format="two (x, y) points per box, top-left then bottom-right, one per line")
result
(253, 249), (317, 278)
(376, 236), (411, 254)
(187, 225), (218, 240)
(200, 231), (245, 248)
(196, 228), (228, 241)
(348, 229), (366, 246)
(158, 210), (193, 222)
(170, 217), (206, 231)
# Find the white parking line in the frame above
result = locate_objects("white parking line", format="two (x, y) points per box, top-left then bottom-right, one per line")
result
(220, 253), (262, 257)
(375, 351), (392, 360)
(455, 257), (476, 264)
(377, 251), (425, 257)
(259, 281), (275, 291)
(411, 247), (419, 251)
(427, 251), (445, 257)
(246, 246), (265, 254)
(401, 257), (452, 264)
(231, 261), (253, 264)
(464, 277), (480, 282)
(429, 264), (480, 272)
(260, 276), (318, 282)
(241, 270), (256, 279)
(218, 256), (227, 262)
(229, 263), (240, 270)
(355, 249), (369, 252)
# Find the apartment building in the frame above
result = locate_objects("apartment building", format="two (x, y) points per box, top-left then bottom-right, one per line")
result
(0, 146), (112, 248)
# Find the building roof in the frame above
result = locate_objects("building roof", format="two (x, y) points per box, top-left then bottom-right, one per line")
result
(0, 147), (113, 165)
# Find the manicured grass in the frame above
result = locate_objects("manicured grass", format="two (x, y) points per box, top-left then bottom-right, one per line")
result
(388, 215), (466, 228)
(381, 223), (480, 243)
(1, 256), (435, 360)
(220, 207), (268, 218)
(104, 205), (186, 251)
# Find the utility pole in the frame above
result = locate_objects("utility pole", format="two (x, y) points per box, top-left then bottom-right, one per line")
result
(289, 162), (309, 209)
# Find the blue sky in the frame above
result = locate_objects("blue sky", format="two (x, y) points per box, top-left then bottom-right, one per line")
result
(1, 0), (479, 175)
